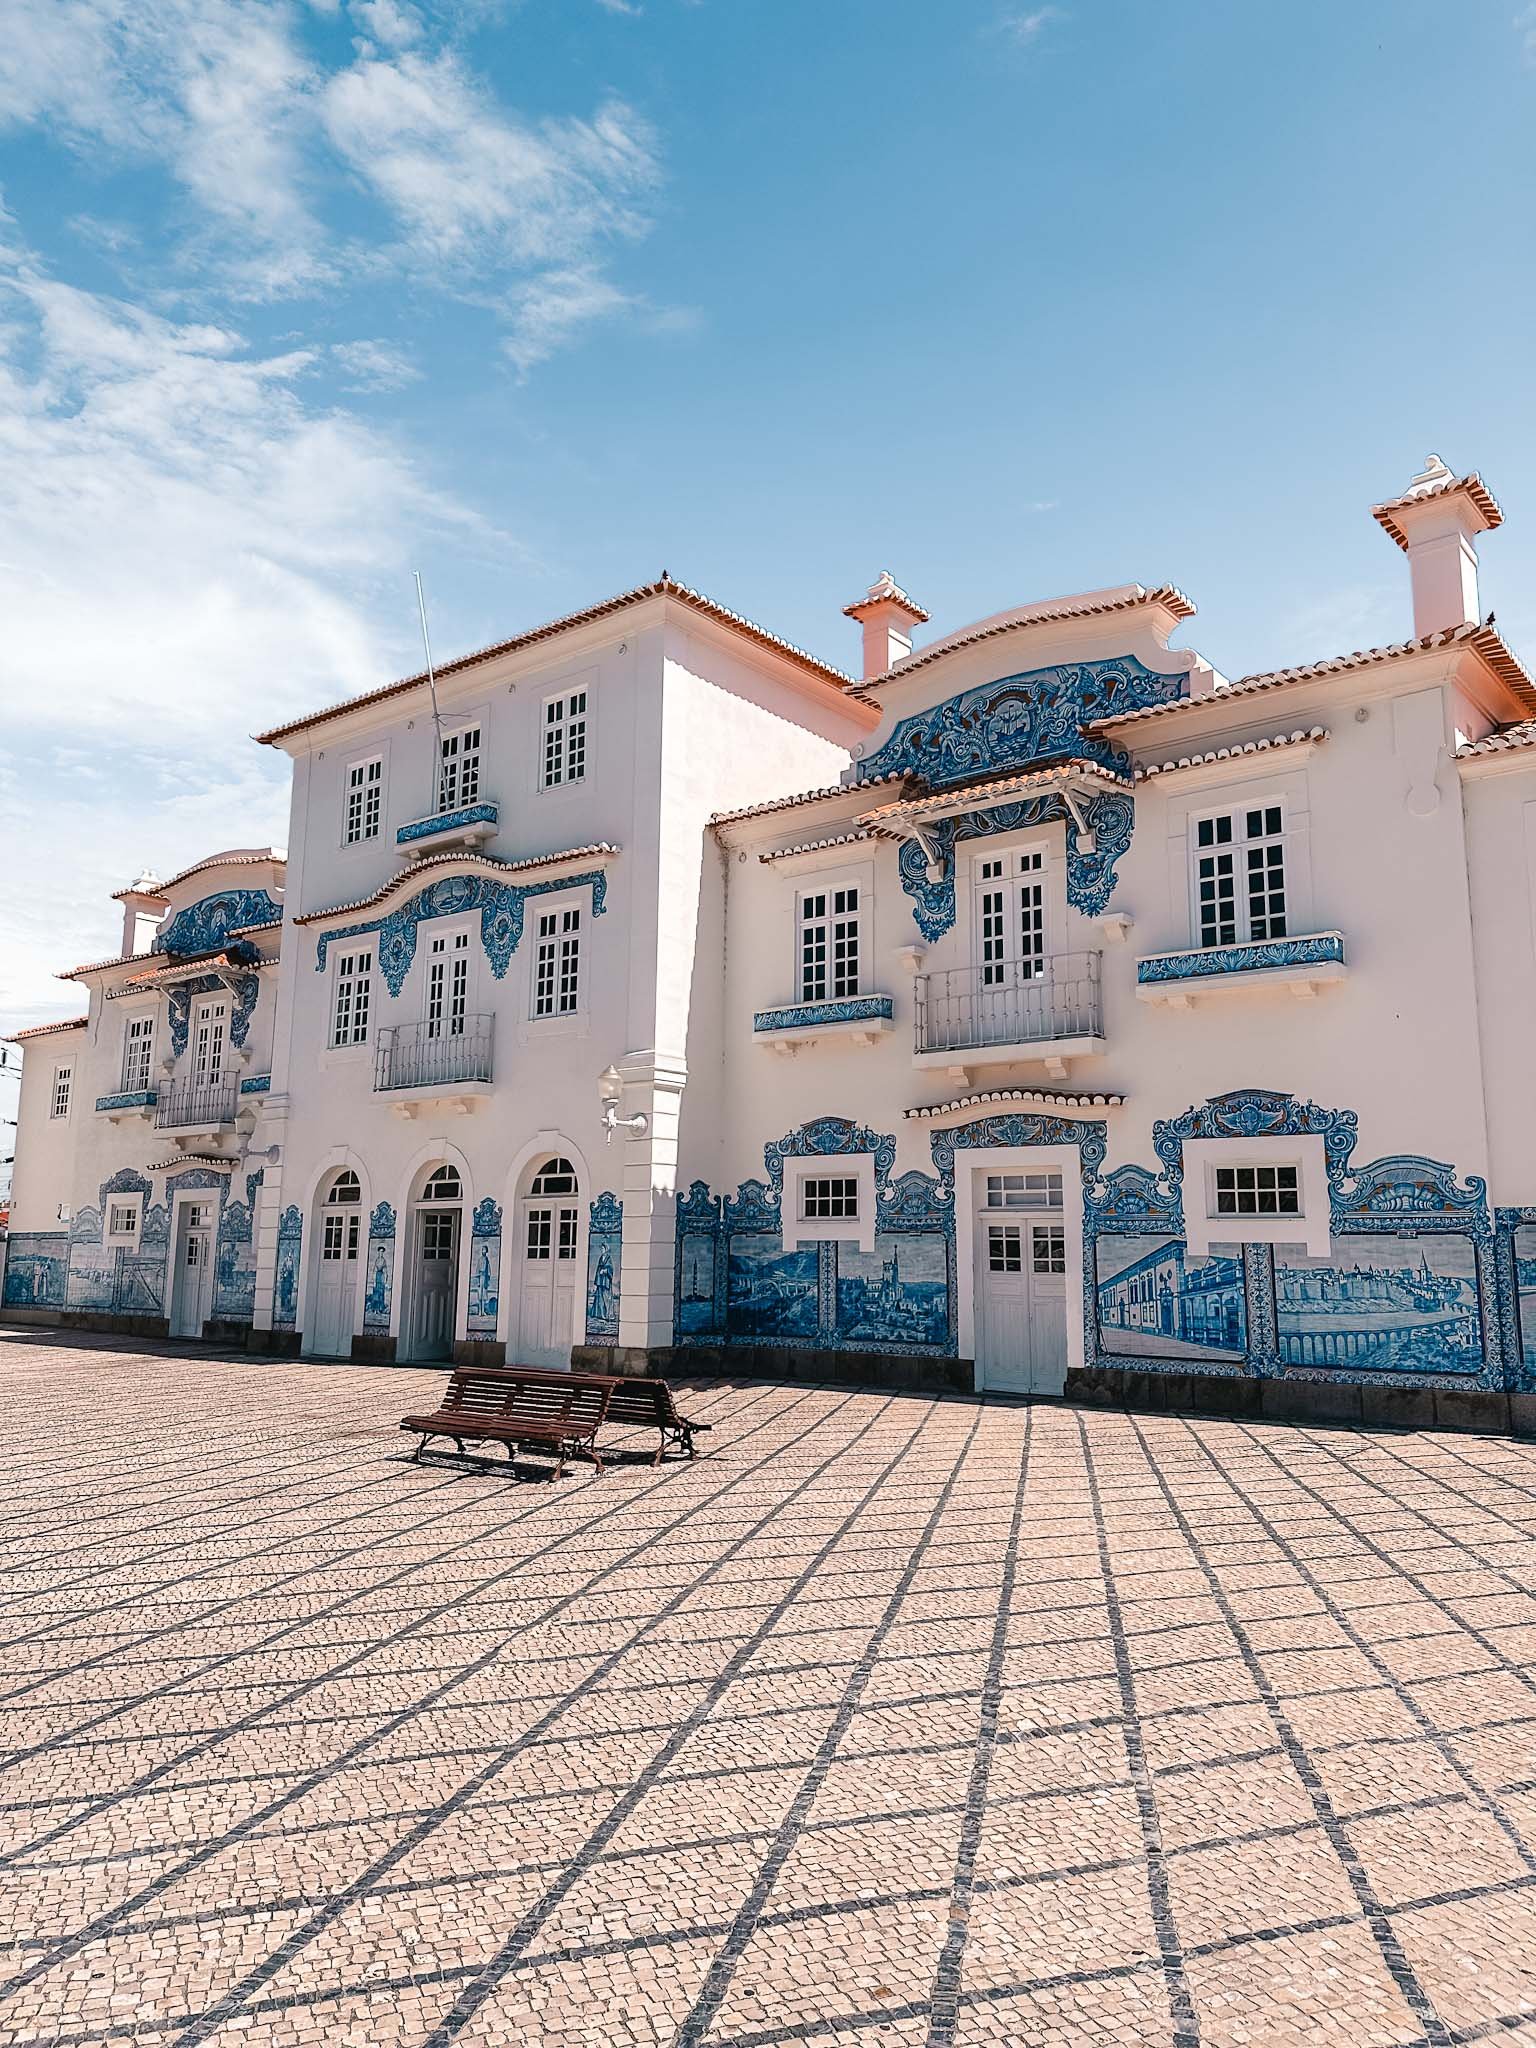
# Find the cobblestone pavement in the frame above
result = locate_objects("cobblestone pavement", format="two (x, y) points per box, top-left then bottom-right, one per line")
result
(4, 1334), (1536, 2048)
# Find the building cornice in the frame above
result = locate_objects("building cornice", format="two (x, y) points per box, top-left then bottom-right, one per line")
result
(851, 585), (1196, 694)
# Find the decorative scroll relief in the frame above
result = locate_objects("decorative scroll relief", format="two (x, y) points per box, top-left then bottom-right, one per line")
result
(158, 889), (280, 960)
(315, 869), (609, 997)
(855, 654), (1186, 787)
(895, 788), (1134, 940)
(167, 972), (260, 1056)
(763, 1116), (897, 1203)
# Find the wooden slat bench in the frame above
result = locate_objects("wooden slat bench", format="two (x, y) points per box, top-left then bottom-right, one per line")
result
(602, 1378), (713, 1463)
(400, 1366), (618, 1477)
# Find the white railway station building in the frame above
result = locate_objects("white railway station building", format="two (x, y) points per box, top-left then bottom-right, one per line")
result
(11, 456), (1536, 1430)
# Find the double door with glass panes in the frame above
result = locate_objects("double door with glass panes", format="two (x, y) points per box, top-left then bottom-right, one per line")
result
(514, 1158), (581, 1367)
(973, 1171), (1068, 1393)
(309, 1176), (362, 1359)
(170, 1201), (217, 1340)
(972, 851), (1050, 1045)
(408, 1209), (460, 1362)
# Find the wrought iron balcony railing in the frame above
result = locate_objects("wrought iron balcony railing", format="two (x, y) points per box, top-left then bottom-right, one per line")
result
(154, 1079), (238, 1130)
(914, 952), (1103, 1056)
(374, 1015), (494, 1093)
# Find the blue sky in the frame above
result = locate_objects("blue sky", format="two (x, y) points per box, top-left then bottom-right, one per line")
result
(4, 0), (1535, 1024)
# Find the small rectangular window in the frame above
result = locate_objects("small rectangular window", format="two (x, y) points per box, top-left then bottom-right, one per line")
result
(122, 1015), (155, 1094)
(533, 907), (581, 1017)
(801, 1176), (859, 1221)
(107, 1202), (140, 1244)
(987, 1223), (1023, 1274)
(984, 1172), (1064, 1210)
(345, 757), (383, 844)
(1195, 805), (1286, 948)
(542, 691), (588, 789)
(331, 949), (373, 1047)
(51, 1066), (72, 1119)
(1213, 1164), (1300, 1217)
(1031, 1224), (1066, 1275)
(799, 886), (860, 1003)
(439, 726), (481, 813)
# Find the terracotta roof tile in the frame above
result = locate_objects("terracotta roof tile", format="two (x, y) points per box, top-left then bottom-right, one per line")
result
(709, 770), (908, 827)
(905, 1084), (1125, 1120)
(1134, 727), (1327, 781)
(853, 585), (1196, 692)
(6, 1017), (88, 1042)
(1371, 469), (1503, 552)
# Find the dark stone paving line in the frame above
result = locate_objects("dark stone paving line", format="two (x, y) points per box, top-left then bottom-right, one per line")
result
(1129, 1415), (1462, 2047)
(160, 1394), (926, 2048)
(0, 1381), (784, 1742)
(1075, 1415), (1201, 2048)
(0, 1385), (837, 1907)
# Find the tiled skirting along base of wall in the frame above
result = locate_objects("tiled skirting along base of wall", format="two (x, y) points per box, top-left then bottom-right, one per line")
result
(1067, 1363), (1536, 1436)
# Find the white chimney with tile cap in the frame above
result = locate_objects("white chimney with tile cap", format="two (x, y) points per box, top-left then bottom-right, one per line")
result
(843, 571), (928, 681)
(113, 868), (168, 957)
(1372, 455), (1504, 639)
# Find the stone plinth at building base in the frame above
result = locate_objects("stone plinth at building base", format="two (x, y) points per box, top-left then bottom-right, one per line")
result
(1066, 1364), (1536, 1437)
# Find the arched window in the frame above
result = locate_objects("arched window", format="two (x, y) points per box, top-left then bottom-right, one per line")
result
(422, 1165), (463, 1202)
(530, 1156), (578, 1196)
(327, 1170), (361, 1204)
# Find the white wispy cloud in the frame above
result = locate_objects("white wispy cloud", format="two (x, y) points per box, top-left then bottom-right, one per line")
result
(997, 6), (1063, 48)
(331, 336), (421, 389)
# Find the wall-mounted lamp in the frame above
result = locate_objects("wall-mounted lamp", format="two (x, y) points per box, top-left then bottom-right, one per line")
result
(598, 1064), (648, 1145)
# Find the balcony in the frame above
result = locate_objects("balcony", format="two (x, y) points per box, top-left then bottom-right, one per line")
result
(753, 995), (895, 1052)
(154, 1079), (238, 1136)
(913, 953), (1104, 1080)
(1135, 932), (1347, 1007)
(395, 802), (499, 858)
(96, 1089), (158, 1123)
(374, 1015), (494, 1115)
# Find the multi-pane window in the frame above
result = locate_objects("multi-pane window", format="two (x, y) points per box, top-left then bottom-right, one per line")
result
(542, 691), (588, 789)
(192, 1003), (227, 1087)
(438, 725), (481, 812)
(345, 757), (383, 844)
(1213, 1163), (1300, 1217)
(799, 886), (860, 1003)
(1195, 804), (1286, 948)
(426, 931), (470, 1038)
(422, 1165), (462, 1202)
(801, 1176), (859, 1221)
(1031, 1224), (1067, 1275)
(987, 1223), (1022, 1274)
(976, 850), (1046, 984)
(330, 949), (373, 1047)
(122, 1015), (154, 1093)
(533, 907), (581, 1017)
(984, 1172), (1064, 1210)
(107, 1202), (140, 1244)
(50, 1066), (72, 1119)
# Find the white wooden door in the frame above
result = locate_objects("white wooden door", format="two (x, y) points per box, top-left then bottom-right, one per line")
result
(975, 1212), (1068, 1394)
(170, 1203), (216, 1339)
(410, 1210), (459, 1361)
(310, 1207), (360, 1358)
(514, 1198), (580, 1366)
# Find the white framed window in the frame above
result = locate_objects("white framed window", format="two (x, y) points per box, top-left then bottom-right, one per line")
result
(330, 949), (373, 1048)
(800, 1175), (859, 1222)
(983, 1172), (1063, 1210)
(533, 905), (581, 1018)
(425, 929), (471, 1038)
(798, 885), (860, 1003)
(106, 1198), (141, 1246)
(785, 1154), (877, 1252)
(344, 756), (383, 845)
(122, 1014), (155, 1093)
(974, 848), (1047, 984)
(541, 690), (588, 790)
(1193, 802), (1286, 949)
(439, 725), (482, 813)
(51, 1065), (73, 1119)
(192, 1002), (227, 1087)
(1213, 1162), (1300, 1218)
(1031, 1223), (1067, 1276)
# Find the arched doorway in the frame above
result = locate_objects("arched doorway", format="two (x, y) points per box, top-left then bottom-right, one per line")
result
(511, 1154), (582, 1368)
(307, 1169), (363, 1359)
(402, 1162), (464, 1362)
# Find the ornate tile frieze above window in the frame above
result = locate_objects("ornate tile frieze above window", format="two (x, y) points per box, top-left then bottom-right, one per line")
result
(895, 788), (1134, 940)
(314, 868), (609, 996)
(854, 654), (1186, 787)
(157, 889), (280, 959)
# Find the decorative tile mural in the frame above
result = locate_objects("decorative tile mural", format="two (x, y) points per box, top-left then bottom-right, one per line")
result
(466, 1197), (502, 1337)
(2, 1233), (68, 1309)
(314, 867), (610, 996)
(157, 888), (280, 960)
(213, 1170), (262, 1323)
(586, 1192), (621, 1343)
(1274, 1238), (1481, 1374)
(273, 1206), (303, 1330)
(675, 1122), (956, 1356)
(1094, 1236), (1247, 1361)
(363, 1202), (396, 1333)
